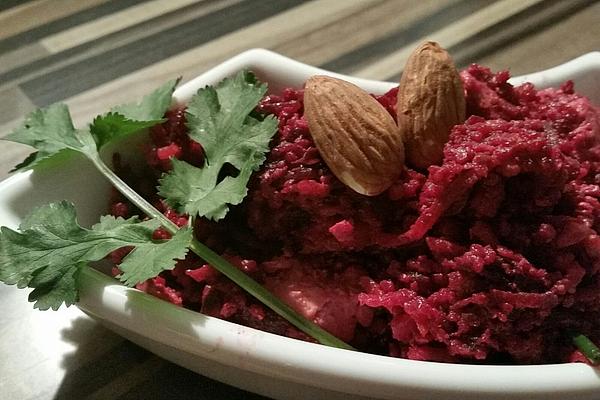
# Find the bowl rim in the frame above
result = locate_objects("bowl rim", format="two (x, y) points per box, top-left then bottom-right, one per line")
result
(3, 48), (600, 399)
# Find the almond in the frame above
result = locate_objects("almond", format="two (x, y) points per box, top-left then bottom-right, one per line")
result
(396, 41), (465, 169)
(304, 75), (405, 196)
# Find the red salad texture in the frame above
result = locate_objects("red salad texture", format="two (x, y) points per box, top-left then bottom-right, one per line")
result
(110, 64), (600, 364)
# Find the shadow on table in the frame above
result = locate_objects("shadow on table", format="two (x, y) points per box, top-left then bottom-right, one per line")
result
(52, 317), (269, 400)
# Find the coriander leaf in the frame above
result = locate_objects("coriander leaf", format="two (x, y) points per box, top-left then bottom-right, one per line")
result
(158, 71), (278, 220)
(90, 79), (179, 148)
(92, 213), (156, 231)
(6, 80), (179, 171)
(160, 156), (256, 220)
(0, 201), (191, 310)
(6, 104), (97, 171)
(12, 152), (39, 172)
(117, 227), (192, 286)
(90, 113), (162, 149)
(112, 78), (179, 121)
(28, 262), (82, 311)
(187, 71), (274, 171)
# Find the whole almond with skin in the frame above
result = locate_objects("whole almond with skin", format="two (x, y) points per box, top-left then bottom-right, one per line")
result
(304, 75), (405, 196)
(396, 41), (465, 169)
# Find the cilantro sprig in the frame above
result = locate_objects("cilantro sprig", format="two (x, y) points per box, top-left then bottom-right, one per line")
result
(0, 71), (353, 351)
(572, 333), (600, 365)
(0, 202), (192, 309)
(159, 71), (277, 220)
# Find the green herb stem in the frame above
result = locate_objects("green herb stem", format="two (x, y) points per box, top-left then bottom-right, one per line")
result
(90, 154), (176, 229)
(187, 239), (355, 350)
(572, 333), (600, 365)
(90, 153), (354, 351)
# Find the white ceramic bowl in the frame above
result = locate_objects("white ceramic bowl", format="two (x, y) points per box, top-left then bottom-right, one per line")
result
(1, 49), (600, 400)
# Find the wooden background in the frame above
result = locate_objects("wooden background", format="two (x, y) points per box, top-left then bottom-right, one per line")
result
(0, 0), (599, 399)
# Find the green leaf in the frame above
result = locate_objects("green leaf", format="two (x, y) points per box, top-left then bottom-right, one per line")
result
(112, 79), (179, 121)
(118, 227), (193, 286)
(158, 71), (278, 220)
(6, 104), (97, 171)
(0, 201), (192, 310)
(160, 156), (255, 220)
(90, 113), (163, 149)
(28, 262), (82, 311)
(90, 79), (178, 148)
(5, 80), (179, 171)
(10, 149), (76, 173)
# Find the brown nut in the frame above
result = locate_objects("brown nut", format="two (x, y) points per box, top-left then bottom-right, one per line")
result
(304, 75), (405, 196)
(396, 41), (465, 169)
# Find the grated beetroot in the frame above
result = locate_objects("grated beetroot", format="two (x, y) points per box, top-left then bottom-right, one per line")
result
(110, 64), (600, 364)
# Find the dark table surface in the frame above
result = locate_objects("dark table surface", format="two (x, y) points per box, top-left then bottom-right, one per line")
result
(1, 0), (600, 399)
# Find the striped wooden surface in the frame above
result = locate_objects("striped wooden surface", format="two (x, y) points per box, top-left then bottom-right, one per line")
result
(0, 0), (599, 399)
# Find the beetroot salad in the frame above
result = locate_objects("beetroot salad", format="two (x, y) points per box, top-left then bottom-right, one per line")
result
(108, 63), (600, 365)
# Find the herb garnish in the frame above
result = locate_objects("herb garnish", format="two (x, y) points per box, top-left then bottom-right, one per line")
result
(159, 71), (277, 220)
(0, 202), (192, 309)
(572, 333), (600, 365)
(0, 71), (353, 351)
